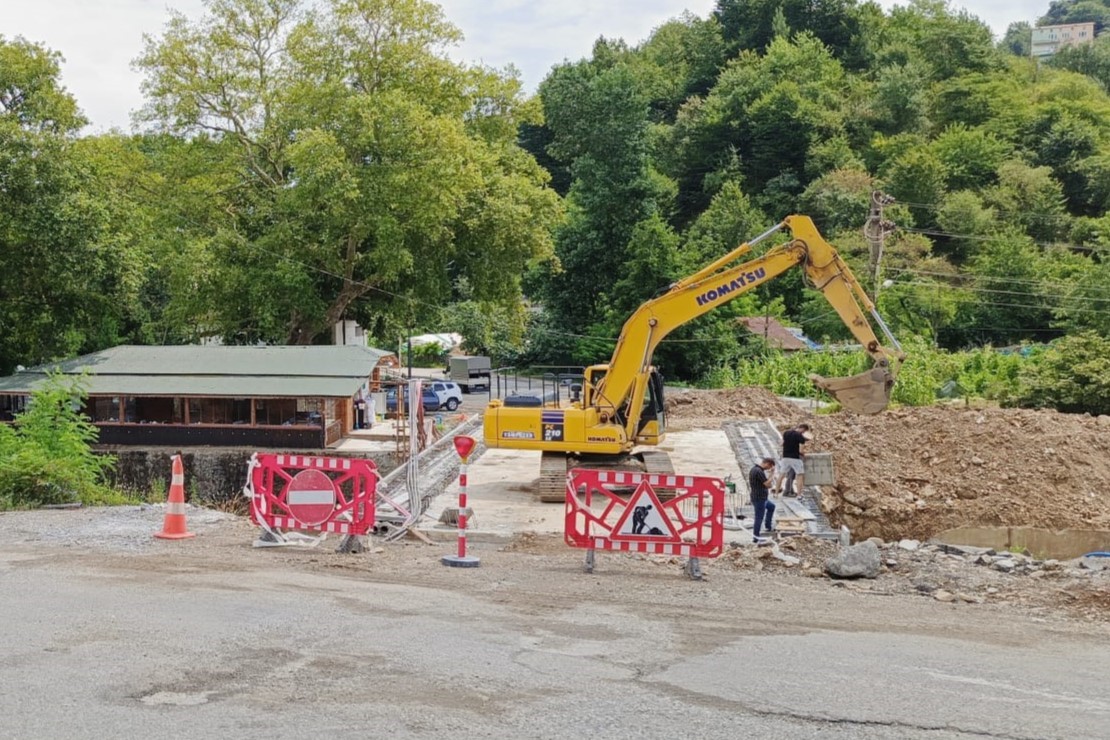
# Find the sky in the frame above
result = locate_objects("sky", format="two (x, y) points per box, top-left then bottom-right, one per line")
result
(6, 0), (1049, 132)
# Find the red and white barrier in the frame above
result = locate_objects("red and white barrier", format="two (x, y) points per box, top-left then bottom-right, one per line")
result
(565, 468), (724, 578)
(246, 453), (378, 547)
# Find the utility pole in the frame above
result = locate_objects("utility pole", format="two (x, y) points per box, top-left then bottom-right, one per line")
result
(864, 190), (897, 302)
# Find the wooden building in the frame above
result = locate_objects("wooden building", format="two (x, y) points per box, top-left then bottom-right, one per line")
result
(0, 345), (396, 448)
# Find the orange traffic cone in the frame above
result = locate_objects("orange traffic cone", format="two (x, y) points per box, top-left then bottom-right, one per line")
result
(154, 454), (195, 540)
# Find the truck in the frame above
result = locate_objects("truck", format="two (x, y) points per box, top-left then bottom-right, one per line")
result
(450, 355), (491, 393)
(483, 214), (906, 500)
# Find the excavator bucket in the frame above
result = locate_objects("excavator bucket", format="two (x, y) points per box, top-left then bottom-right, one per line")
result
(809, 367), (894, 415)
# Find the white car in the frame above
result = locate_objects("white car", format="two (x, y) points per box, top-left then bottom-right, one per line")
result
(429, 381), (463, 411)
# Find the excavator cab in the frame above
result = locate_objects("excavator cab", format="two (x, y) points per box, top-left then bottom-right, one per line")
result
(633, 368), (666, 444)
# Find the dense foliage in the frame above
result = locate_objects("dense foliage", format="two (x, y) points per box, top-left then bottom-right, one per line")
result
(2, 0), (1109, 416)
(519, 0), (1110, 394)
(0, 375), (118, 509)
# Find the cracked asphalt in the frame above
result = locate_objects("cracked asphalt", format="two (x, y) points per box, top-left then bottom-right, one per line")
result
(1, 510), (1108, 739)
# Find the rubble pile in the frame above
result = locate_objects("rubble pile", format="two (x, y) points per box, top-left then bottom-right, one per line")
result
(665, 387), (805, 431)
(808, 406), (1110, 540)
(670, 387), (1110, 541)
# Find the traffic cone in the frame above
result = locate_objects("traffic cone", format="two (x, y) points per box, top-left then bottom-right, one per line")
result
(154, 454), (195, 540)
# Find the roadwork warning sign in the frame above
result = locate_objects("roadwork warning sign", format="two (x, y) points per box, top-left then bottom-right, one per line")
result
(611, 481), (679, 540)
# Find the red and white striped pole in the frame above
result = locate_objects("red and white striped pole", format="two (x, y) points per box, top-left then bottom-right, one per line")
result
(442, 435), (480, 568)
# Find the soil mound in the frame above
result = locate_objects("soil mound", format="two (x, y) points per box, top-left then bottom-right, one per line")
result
(805, 406), (1110, 541)
(665, 387), (806, 430)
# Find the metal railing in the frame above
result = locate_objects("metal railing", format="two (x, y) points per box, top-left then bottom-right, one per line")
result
(492, 365), (585, 407)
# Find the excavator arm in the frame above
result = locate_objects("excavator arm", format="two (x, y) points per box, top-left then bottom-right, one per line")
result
(587, 215), (905, 432)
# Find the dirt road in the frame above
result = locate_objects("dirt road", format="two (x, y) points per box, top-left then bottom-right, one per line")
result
(1, 508), (1108, 739)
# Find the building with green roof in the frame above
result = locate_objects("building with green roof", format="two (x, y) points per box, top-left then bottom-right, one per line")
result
(0, 345), (397, 448)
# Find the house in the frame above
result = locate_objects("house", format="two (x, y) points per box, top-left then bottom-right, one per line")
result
(737, 317), (815, 352)
(1031, 22), (1096, 59)
(0, 345), (397, 448)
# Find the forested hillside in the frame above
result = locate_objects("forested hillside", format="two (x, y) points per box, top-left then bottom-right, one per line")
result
(526, 0), (1110, 380)
(2, 0), (1109, 397)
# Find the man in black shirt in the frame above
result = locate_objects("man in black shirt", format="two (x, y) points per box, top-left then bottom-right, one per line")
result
(775, 423), (812, 497)
(748, 457), (777, 544)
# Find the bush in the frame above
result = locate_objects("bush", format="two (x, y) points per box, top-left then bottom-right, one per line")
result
(707, 336), (1035, 407)
(1004, 332), (1110, 416)
(0, 374), (116, 509)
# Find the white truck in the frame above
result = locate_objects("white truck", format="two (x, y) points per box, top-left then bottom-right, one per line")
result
(449, 355), (491, 393)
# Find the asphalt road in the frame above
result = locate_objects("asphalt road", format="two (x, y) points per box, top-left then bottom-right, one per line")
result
(1, 536), (1108, 740)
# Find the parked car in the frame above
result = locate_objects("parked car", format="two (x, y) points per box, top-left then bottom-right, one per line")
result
(428, 381), (463, 411)
(385, 386), (442, 413)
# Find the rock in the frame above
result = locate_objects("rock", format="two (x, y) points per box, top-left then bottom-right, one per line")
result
(866, 537), (884, 547)
(1043, 559), (1061, 570)
(885, 558), (898, 567)
(825, 541), (881, 579)
(934, 590), (956, 602)
(994, 559), (1016, 573)
(976, 554), (993, 566)
(1097, 415), (1110, 427)
(986, 587), (999, 595)
(956, 592), (981, 604)
(898, 539), (920, 551)
(1080, 557), (1109, 571)
(971, 456), (984, 465)
(771, 546), (801, 566)
(802, 567), (825, 578)
(1029, 571), (1047, 579)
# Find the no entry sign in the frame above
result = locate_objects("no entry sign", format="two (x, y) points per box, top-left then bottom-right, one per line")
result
(248, 454), (378, 536)
(286, 469), (337, 526)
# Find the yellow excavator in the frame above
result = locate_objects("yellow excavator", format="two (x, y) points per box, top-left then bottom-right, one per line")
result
(483, 215), (906, 500)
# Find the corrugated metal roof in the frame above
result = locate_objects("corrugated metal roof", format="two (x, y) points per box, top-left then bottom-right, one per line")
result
(0, 345), (393, 398)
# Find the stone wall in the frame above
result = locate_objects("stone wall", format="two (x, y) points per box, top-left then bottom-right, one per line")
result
(102, 448), (399, 504)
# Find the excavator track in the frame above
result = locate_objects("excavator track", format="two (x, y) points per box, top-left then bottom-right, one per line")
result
(538, 451), (571, 503)
(535, 450), (677, 503)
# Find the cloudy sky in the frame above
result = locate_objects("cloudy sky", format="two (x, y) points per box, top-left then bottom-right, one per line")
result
(7, 0), (1048, 132)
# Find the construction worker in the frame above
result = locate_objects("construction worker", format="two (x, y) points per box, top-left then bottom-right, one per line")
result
(774, 423), (812, 497)
(748, 457), (777, 544)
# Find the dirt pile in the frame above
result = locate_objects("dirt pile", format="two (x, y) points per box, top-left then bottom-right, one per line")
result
(805, 406), (1110, 541)
(668, 388), (1110, 541)
(665, 387), (806, 430)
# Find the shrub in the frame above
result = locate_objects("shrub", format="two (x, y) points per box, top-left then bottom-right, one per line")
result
(1004, 332), (1110, 416)
(0, 374), (116, 509)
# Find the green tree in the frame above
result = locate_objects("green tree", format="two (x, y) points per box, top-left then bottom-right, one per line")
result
(1000, 22), (1032, 57)
(1007, 331), (1110, 415)
(135, 0), (560, 346)
(714, 0), (874, 69)
(0, 37), (157, 374)
(537, 51), (659, 348)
